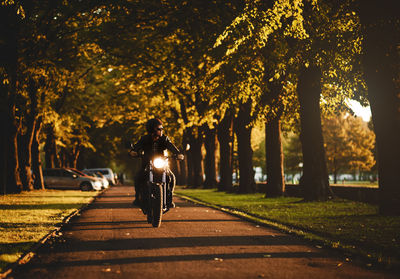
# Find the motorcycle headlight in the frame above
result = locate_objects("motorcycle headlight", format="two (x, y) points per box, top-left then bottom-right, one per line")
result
(153, 157), (168, 169)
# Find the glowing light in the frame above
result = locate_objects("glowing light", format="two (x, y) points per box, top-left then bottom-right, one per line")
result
(153, 158), (167, 169)
(346, 99), (372, 122)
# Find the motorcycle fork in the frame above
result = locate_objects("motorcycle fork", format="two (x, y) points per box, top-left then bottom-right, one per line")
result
(149, 169), (167, 210)
(162, 171), (167, 210)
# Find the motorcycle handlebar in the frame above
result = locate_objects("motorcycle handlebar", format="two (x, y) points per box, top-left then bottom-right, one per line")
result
(128, 150), (184, 161)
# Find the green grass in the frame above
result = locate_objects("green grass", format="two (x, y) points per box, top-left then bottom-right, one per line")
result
(330, 181), (378, 188)
(175, 188), (400, 269)
(0, 190), (98, 273)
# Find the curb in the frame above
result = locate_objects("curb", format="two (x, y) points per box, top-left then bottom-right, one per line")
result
(175, 193), (398, 271)
(0, 189), (106, 279)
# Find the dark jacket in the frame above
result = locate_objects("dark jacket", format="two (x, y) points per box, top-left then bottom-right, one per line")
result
(132, 134), (180, 166)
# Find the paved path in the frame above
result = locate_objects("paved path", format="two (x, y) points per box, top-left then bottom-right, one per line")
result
(10, 185), (396, 279)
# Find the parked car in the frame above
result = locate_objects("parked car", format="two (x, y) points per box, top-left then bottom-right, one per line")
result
(43, 168), (103, 191)
(82, 168), (116, 185)
(67, 168), (109, 190)
(82, 170), (109, 189)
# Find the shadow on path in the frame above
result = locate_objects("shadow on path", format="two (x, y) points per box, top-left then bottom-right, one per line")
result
(25, 251), (327, 269)
(44, 235), (307, 253)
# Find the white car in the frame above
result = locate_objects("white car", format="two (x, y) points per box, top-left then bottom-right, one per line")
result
(83, 171), (109, 189)
(82, 168), (116, 185)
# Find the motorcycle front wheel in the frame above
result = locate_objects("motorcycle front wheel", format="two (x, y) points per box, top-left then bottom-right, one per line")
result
(151, 183), (163, 228)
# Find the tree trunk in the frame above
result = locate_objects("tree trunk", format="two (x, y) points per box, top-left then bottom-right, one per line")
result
(234, 101), (255, 193)
(68, 141), (81, 168)
(2, 6), (22, 193)
(20, 79), (38, 191)
(184, 128), (204, 188)
(20, 133), (35, 191)
(189, 130), (204, 188)
(44, 125), (59, 168)
(170, 158), (180, 184)
(178, 137), (189, 185)
(203, 125), (217, 188)
(7, 103), (23, 193)
(32, 117), (44, 190)
(178, 159), (187, 185)
(186, 146), (194, 187)
(297, 66), (332, 201)
(72, 145), (80, 168)
(184, 128), (195, 187)
(265, 115), (285, 197)
(217, 111), (233, 191)
(358, 0), (400, 215)
(0, 84), (8, 194)
(59, 147), (69, 168)
(333, 157), (338, 184)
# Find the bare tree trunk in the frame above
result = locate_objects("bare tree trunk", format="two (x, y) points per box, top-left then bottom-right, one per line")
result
(59, 147), (69, 168)
(178, 137), (189, 185)
(44, 125), (59, 168)
(72, 144), (81, 169)
(234, 101), (255, 193)
(8, 102), (23, 193)
(265, 114), (285, 197)
(170, 158), (180, 184)
(204, 125), (217, 188)
(333, 157), (338, 184)
(32, 117), (44, 189)
(179, 159), (187, 185)
(297, 66), (332, 201)
(2, 6), (22, 193)
(0, 84), (8, 194)
(20, 79), (38, 191)
(217, 111), (233, 191)
(189, 129), (204, 188)
(358, 0), (400, 215)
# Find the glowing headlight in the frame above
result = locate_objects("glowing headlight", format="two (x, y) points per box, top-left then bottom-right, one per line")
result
(94, 181), (102, 187)
(153, 158), (168, 169)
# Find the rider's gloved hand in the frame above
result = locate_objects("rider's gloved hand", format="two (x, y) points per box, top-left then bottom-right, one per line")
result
(177, 154), (184, 160)
(129, 150), (138, 157)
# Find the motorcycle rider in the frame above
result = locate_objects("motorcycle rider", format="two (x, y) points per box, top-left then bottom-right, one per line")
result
(129, 118), (183, 209)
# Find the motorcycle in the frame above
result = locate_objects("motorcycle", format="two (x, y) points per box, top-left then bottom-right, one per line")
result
(130, 150), (184, 227)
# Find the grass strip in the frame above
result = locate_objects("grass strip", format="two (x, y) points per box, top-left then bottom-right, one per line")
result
(0, 189), (99, 274)
(175, 188), (400, 270)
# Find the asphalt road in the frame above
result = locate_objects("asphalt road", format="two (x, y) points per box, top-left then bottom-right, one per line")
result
(10, 185), (396, 279)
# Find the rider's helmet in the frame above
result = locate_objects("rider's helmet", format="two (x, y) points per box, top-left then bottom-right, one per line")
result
(146, 118), (163, 134)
